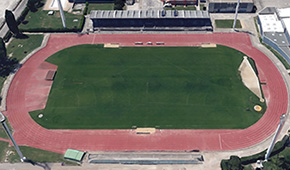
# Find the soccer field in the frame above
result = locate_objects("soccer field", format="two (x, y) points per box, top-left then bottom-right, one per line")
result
(30, 44), (265, 129)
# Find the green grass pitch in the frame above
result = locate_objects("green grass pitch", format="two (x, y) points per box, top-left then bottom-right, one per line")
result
(30, 45), (266, 129)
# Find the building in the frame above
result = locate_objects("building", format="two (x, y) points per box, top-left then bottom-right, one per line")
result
(208, 0), (254, 13)
(257, 7), (290, 63)
(162, 0), (198, 6)
(68, 0), (114, 3)
(90, 10), (212, 31)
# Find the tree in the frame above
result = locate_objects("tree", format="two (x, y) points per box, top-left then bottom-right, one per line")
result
(27, 0), (42, 12)
(114, 0), (125, 10)
(5, 10), (20, 37)
(0, 37), (18, 77)
(27, 0), (38, 12)
(0, 37), (7, 60)
(227, 156), (243, 170)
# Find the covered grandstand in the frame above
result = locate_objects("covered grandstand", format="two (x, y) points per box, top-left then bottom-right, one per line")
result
(90, 10), (212, 31)
(258, 7), (290, 63)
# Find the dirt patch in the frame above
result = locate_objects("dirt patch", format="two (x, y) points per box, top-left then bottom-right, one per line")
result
(104, 43), (120, 48)
(201, 43), (217, 48)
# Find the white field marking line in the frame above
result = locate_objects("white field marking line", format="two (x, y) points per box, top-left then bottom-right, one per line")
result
(219, 134), (223, 149)
(92, 34), (96, 44)
(162, 58), (194, 75)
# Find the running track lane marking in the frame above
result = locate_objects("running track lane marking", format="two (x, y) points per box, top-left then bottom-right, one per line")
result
(4, 33), (288, 153)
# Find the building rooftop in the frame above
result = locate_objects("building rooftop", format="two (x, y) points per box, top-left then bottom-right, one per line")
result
(277, 8), (290, 18)
(258, 14), (284, 32)
(259, 7), (276, 15)
(90, 10), (210, 19)
(264, 32), (289, 46)
(208, 0), (253, 3)
(282, 18), (290, 35)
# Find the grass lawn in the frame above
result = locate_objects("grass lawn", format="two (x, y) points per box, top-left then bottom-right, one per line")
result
(0, 120), (13, 139)
(87, 3), (114, 13)
(215, 19), (242, 28)
(19, 9), (82, 30)
(0, 140), (71, 163)
(30, 45), (265, 129)
(7, 35), (44, 61)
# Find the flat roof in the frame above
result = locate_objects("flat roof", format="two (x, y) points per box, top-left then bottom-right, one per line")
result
(264, 32), (289, 46)
(90, 10), (210, 19)
(259, 7), (276, 15)
(208, 0), (253, 3)
(258, 14), (284, 32)
(277, 8), (290, 18)
(282, 18), (290, 35)
(64, 149), (85, 162)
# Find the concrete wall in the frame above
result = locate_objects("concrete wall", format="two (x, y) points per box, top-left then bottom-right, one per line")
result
(208, 2), (254, 13)
(166, 0), (197, 6)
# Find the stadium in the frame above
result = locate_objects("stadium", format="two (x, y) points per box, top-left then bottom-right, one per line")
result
(2, 33), (288, 155)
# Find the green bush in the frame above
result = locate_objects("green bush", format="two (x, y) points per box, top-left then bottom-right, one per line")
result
(221, 159), (229, 170)
(84, 2), (89, 15)
(221, 156), (243, 170)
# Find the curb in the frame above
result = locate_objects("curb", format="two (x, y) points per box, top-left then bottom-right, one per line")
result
(0, 33), (50, 111)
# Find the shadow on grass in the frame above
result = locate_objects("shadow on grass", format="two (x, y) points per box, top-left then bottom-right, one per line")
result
(0, 57), (19, 77)
(15, 34), (29, 39)
(24, 159), (51, 170)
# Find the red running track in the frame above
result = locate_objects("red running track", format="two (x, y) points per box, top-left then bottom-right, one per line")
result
(3, 33), (288, 154)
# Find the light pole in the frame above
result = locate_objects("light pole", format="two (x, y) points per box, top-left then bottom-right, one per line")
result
(233, 0), (241, 31)
(264, 113), (286, 161)
(57, 0), (66, 28)
(0, 111), (26, 162)
(256, 113), (286, 169)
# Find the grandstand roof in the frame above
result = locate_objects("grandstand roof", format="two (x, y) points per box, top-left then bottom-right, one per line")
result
(264, 32), (289, 46)
(90, 10), (210, 19)
(277, 8), (290, 18)
(258, 14), (284, 32)
(282, 18), (290, 34)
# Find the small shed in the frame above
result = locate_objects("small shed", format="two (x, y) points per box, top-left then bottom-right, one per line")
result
(64, 149), (85, 162)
